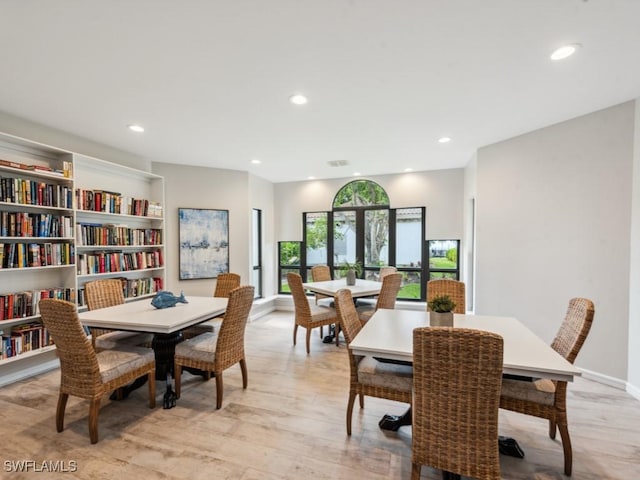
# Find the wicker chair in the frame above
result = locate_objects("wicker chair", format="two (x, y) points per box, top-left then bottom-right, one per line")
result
(334, 288), (412, 435)
(38, 298), (156, 444)
(357, 272), (402, 323)
(174, 285), (254, 409)
(378, 266), (397, 280)
(183, 272), (241, 338)
(426, 279), (466, 314)
(500, 297), (595, 476)
(84, 279), (153, 351)
(288, 272), (339, 352)
(412, 327), (503, 480)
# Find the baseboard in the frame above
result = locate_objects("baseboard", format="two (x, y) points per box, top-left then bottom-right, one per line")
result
(626, 381), (640, 401)
(579, 367), (627, 390)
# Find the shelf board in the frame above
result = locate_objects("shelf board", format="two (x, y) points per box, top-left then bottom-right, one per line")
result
(0, 344), (56, 365)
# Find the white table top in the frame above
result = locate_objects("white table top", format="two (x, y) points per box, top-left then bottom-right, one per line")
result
(78, 296), (228, 334)
(349, 309), (581, 382)
(302, 279), (382, 298)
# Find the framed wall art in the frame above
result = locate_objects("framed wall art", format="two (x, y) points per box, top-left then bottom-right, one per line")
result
(179, 208), (229, 279)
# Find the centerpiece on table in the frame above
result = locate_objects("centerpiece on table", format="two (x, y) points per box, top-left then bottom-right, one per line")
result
(340, 261), (363, 286)
(427, 294), (456, 327)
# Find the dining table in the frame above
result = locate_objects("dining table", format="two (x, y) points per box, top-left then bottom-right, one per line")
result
(348, 308), (581, 451)
(78, 295), (228, 408)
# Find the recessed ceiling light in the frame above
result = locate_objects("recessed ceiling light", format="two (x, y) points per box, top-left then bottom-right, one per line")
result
(127, 124), (145, 133)
(550, 44), (581, 61)
(307, 176), (316, 180)
(289, 94), (308, 105)
(438, 136), (451, 143)
(251, 159), (261, 164)
(353, 172), (361, 177)
(404, 168), (413, 172)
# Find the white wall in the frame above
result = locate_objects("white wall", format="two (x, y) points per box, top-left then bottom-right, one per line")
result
(249, 174), (276, 298)
(274, 169), (465, 244)
(628, 101), (640, 398)
(151, 163), (251, 297)
(476, 101), (635, 385)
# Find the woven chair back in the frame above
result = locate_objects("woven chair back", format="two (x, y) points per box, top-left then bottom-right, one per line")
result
(551, 297), (595, 364)
(379, 266), (397, 280)
(426, 279), (466, 314)
(375, 273), (402, 310)
(85, 279), (125, 310)
(334, 289), (362, 344)
(311, 265), (332, 282)
(215, 285), (254, 371)
(214, 273), (241, 298)
(412, 327), (503, 479)
(38, 299), (102, 397)
(287, 273), (312, 318)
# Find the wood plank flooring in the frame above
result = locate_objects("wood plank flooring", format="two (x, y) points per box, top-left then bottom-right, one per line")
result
(0, 311), (638, 479)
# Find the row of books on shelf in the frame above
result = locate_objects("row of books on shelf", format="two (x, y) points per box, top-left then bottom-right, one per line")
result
(0, 158), (73, 178)
(1, 323), (54, 359)
(0, 287), (76, 321)
(77, 276), (164, 307)
(76, 223), (162, 247)
(0, 211), (73, 238)
(76, 249), (163, 275)
(1, 176), (73, 208)
(75, 188), (162, 217)
(0, 242), (74, 269)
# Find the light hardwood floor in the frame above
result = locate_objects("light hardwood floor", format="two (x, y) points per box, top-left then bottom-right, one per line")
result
(0, 311), (638, 479)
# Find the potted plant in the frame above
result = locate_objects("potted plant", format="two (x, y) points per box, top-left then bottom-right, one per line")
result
(427, 295), (456, 326)
(340, 260), (363, 286)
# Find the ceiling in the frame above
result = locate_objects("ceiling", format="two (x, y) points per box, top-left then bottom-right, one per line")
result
(1, 1), (640, 183)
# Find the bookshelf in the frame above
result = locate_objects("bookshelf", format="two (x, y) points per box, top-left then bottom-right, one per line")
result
(0, 133), (165, 386)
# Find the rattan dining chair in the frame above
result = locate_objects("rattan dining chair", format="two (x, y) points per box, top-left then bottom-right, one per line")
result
(174, 285), (254, 409)
(310, 264), (333, 305)
(412, 327), (504, 480)
(378, 265), (397, 280)
(288, 272), (339, 352)
(426, 279), (466, 314)
(357, 272), (402, 324)
(334, 288), (413, 435)
(183, 272), (241, 338)
(38, 298), (156, 444)
(84, 279), (153, 351)
(500, 297), (595, 476)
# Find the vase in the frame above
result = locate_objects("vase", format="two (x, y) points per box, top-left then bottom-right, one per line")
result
(346, 270), (356, 286)
(430, 311), (454, 327)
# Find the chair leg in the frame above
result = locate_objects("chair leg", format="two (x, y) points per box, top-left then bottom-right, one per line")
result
(411, 463), (421, 480)
(88, 398), (100, 444)
(557, 421), (573, 476)
(293, 324), (298, 346)
(240, 358), (248, 389)
(320, 326), (323, 338)
(305, 328), (311, 354)
(148, 371), (156, 408)
(56, 392), (68, 433)
(174, 364), (182, 398)
(335, 323), (340, 346)
(346, 391), (357, 435)
(359, 392), (364, 408)
(549, 417), (557, 439)
(215, 372), (224, 409)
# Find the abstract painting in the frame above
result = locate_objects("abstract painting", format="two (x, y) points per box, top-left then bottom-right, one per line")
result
(179, 208), (229, 279)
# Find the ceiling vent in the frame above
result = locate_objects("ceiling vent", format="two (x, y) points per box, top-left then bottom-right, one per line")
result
(327, 159), (349, 167)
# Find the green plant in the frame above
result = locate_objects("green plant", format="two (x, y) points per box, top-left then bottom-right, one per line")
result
(339, 260), (363, 276)
(427, 295), (456, 313)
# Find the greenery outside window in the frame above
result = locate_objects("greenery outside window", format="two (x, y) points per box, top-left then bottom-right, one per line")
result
(278, 241), (301, 293)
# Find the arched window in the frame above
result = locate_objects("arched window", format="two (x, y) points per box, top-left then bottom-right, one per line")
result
(333, 179), (389, 208)
(278, 180), (432, 301)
